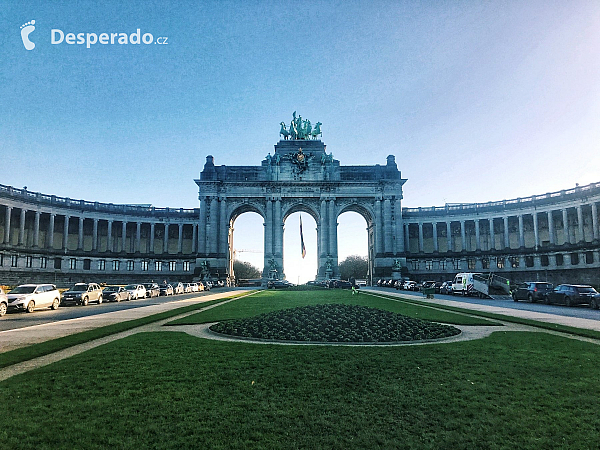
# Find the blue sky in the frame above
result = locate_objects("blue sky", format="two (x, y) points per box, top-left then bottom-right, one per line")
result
(2, 1), (599, 282)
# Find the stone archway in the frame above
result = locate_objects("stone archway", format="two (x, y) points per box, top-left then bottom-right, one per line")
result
(195, 122), (406, 285)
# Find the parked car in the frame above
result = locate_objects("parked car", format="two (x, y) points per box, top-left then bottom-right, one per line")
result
(183, 283), (193, 293)
(7, 284), (61, 313)
(61, 283), (104, 306)
(334, 280), (353, 289)
(102, 286), (131, 302)
(0, 287), (7, 317)
(143, 283), (160, 298)
(544, 284), (598, 307)
(171, 282), (184, 295)
(403, 281), (417, 291)
(197, 281), (205, 291)
(159, 284), (174, 296)
(267, 280), (293, 289)
(204, 281), (212, 291)
(512, 282), (554, 303)
(125, 284), (147, 300)
(440, 281), (453, 295)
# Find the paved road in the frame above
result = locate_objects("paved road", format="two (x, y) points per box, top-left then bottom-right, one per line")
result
(0, 289), (226, 332)
(369, 287), (600, 321)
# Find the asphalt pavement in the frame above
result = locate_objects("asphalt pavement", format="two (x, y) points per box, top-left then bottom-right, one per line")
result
(366, 287), (600, 332)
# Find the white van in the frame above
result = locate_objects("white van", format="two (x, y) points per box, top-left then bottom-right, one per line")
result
(452, 273), (481, 296)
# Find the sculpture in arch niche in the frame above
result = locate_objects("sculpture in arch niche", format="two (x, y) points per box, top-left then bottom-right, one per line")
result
(195, 119), (406, 286)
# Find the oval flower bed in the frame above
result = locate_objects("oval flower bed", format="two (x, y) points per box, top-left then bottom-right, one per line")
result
(209, 304), (461, 343)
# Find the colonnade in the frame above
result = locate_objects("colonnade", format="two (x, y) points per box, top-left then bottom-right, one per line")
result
(1, 205), (197, 255)
(404, 203), (599, 255)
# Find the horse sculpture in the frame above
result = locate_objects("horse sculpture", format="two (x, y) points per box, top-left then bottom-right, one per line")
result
(311, 122), (322, 140)
(279, 122), (290, 140)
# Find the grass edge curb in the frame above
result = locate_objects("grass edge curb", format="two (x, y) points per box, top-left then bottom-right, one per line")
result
(366, 291), (600, 341)
(0, 291), (256, 369)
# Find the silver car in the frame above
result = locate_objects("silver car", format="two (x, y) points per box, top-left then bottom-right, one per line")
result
(124, 284), (147, 300)
(7, 284), (61, 313)
(171, 282), (184, 294)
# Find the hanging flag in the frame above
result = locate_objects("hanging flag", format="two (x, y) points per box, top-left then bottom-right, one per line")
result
(300, 215), (306, 258)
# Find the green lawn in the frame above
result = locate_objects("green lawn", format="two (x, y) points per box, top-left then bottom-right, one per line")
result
(0, 292), (252, 369)
(166, 289), (499, 326)
(1, 289), (599, 449)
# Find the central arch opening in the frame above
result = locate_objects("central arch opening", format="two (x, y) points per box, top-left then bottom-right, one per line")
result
(283, 211), (317, 285)
(230, 211), (264, 284)
(337, 210), (370, 284)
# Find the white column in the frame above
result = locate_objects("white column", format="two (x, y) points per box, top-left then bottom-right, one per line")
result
(475, 219), (480, 250)
(149, 222), (155, 253)
(374, 199), (382, 255)
(122, 221), (128, 252)
(532, 212), (539, 250)
(92, 218), (99, 251)
(107, 220), (113, 252)
(320, 199), (328, 257)
(432, 222), (438, 252)
(562, 209), (569, 244)
(33, 211), (40, 248)
(106, 220), (115, 252)
(383, 198), (392, 254)
(592, 203), (599, 241)
(219, 199), (228, 255)
(460, 220), (466, 251)
(163, 223), (169, 254)
(547, 211), (555, 245)
(265, 199), (273, 257)
(418, 223), (424, 253)
(577, 205), (584, 242)
(177, 223), (183, 254)
(210, 197), (218, 254)
(404, 223), (410, 254)
(63, 215), (70, 250)
(328, 199), (338, 271)
(78, 216), (84, 250)
(274, 199), (282, 258)
(446, 221), (452, 252)
(518, 215), (524, 248)
(3, 206), (11, 244)
(503, 217), (509, 249)
(48, 213), (55, 249)
(135, 222), (141, 253)
(18, 208), (26, 246)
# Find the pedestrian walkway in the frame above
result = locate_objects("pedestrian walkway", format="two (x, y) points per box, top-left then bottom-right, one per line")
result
(364, 288), (600, 332)
(0, 289), (252, 353)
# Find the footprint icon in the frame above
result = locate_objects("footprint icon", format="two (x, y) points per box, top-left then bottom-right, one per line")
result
(20, 20), (36, 50)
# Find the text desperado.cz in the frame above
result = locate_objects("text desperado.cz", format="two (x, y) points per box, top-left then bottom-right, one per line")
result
(51, 29), (168, 48)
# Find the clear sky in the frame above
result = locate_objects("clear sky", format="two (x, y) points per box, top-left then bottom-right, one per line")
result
(2, 1), (599, 282)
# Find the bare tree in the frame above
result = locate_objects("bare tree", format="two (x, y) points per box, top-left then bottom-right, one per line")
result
(233, 260), (261, 279)
(338, 255), (368, 280)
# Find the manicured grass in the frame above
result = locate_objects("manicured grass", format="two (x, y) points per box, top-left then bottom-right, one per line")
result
(166, 289), (499, 326)
(1, 330), (599, 448)
(370, 291), (600, 340)
(0, 292), (252, 369)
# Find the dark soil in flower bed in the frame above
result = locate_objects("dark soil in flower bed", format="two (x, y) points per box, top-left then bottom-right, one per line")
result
(209, 304), (461, 342)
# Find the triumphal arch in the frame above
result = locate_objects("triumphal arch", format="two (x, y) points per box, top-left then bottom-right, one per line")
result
(194, 113), (406, 284)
